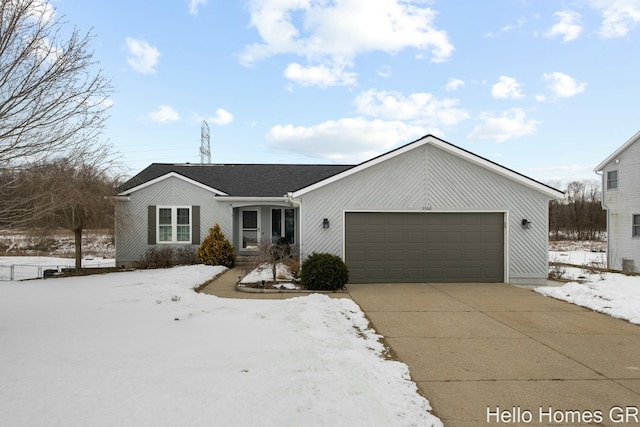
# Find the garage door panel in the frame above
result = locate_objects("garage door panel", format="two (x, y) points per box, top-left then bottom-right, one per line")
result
(387, 232), (405, 244)
(345, 212), (504, 283)
(426, 231), (444, 243)
(367, 232), (386, 244)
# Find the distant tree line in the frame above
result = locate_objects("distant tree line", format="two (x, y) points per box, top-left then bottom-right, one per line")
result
(549, 179), (606, 241)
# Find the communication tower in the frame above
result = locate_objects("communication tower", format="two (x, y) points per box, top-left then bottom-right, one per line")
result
(200, 121), (211, 164)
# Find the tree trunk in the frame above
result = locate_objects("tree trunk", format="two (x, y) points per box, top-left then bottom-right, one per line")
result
(74, 227), (83, 271)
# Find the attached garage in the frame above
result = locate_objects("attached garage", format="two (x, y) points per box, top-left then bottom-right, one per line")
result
(345, 212), (505, 283)
(290, 135), (564, 286)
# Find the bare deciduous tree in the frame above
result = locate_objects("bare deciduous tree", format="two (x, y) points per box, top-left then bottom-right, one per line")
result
(14, 158), (120, 270)
(256, 239), (294, 283)
(0, 0), (116, 240)
(0, 0), (113, 165)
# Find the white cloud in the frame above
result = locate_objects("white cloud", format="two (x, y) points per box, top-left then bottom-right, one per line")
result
(445, 78), (465, 91)
(377, 65), (392, 78)
(193, 108), (234, 126)
(209, 108), (233, 125)
(126, 38), (161, 74)
(491, 76), (524, 99)
(148, 105), (180, 123)
(354, 89), (469, 126)
(240, 0), (453, 86)
(468, 108), (539, 142)
(284, 63), (357, 87)
(500, 18), (526, 33)
(266, 118), (426, 163)
(588, 0), (640, 38)
(485, 18), (526, 37)
(544, 11), (583, 42)
(543, 72), (587, 97)
(188, 0), (208, 15)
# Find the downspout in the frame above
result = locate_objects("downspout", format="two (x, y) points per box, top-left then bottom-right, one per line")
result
(286, 192), (302, 261)
(595, 170), (610, 268)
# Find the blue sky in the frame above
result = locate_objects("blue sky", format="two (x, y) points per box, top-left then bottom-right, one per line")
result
(49, 0), (640, 186)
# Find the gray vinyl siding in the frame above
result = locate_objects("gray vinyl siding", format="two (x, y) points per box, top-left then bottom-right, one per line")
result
(601, 140), (640, 271)
(298, 144), (551, 285)
(115, 176), (229, 266)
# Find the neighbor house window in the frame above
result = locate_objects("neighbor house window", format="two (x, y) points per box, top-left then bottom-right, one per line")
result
(272, 208), (295, 243)
(607, 170), (618, 190)
(634, 215), (640, 237)
(158, 206), (191, 243)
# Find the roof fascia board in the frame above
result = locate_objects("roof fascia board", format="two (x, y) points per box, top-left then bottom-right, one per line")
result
(215, 196), (288, 202)
(118, 172), (228, 196)
(594, 130), (640, 172)
(292, 135), (563, 199)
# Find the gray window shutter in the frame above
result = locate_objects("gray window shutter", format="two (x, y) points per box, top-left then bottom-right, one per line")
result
(192, 206), (200, 245)
(148, 206), (156, 244)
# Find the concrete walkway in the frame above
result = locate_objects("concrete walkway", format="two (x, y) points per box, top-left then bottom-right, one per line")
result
(201, 270), (640, 426)
(199, 267), (348, 299)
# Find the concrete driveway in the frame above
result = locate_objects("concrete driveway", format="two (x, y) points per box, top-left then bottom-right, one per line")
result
(347, 282), (640, 427)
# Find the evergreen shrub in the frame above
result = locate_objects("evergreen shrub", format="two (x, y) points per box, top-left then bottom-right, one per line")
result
(196, 223), (235, 268)
(300, 252), (349, 291)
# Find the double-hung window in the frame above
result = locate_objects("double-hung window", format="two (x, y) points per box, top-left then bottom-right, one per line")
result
(607, 170), (618, 190)
(158, 206), (191, 243)
(633, 215), (640, 238)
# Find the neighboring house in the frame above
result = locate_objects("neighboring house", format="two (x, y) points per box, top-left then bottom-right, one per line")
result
(594, 130), (640, 272)
(115, 135), (563, 285)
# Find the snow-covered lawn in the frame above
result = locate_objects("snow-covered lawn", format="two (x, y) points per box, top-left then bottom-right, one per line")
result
(3, 243), (639, 426)
(540, 249), (640, 325)
(0, 265), (442, 427)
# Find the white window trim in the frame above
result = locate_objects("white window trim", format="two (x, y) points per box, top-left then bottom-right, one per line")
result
(607, 170), (618, 190)
(157, 206), (192, 244)
(633, 214), (640, 238)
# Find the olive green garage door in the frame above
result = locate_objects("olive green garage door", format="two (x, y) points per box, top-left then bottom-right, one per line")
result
(345, 212), (505, 283)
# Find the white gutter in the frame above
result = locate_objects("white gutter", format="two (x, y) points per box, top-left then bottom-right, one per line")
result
(595, 170), (611, 269)
(287, 192), (303, 260)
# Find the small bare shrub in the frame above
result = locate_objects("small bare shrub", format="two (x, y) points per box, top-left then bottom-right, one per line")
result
(174, 246), (197, 265)
(548, 264), (567, 280)
(139, 245), (197, 269)
(140, 246), (176, 268)
(256, 240), (293, 282)
(622, 258), (636, 275)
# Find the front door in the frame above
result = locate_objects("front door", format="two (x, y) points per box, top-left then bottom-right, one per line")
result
(240, 209), (260, 250)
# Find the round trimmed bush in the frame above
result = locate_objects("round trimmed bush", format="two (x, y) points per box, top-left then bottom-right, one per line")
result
(300, 252), (349, 291)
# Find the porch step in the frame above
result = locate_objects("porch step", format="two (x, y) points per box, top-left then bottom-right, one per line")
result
(235, 254), (259, 267)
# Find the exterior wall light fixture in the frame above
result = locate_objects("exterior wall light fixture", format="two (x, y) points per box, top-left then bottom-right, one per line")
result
(323, 218), (330, 229)
(521, 219), (532, 229)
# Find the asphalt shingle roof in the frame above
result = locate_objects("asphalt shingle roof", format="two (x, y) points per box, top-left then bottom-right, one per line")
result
(118, 163), (355, 197)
